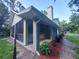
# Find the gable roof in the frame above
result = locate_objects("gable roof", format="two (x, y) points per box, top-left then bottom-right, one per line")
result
(12, 6), (59, 28)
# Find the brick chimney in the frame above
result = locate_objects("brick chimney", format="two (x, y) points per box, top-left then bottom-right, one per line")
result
(47, 5), (53, 20)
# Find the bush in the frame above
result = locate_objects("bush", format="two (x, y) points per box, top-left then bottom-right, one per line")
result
(55, 33), (64, 42)
(0, 27), (10, 36)
(39, 42), (52, 55)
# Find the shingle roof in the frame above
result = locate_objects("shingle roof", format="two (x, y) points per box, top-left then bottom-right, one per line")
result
(12, 6), (59, 28)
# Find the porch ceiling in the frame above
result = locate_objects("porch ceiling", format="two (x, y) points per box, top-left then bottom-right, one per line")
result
(17, 6), (59, 28)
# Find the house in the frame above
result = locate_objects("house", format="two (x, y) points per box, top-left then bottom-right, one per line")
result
(10, 5), (60, 54)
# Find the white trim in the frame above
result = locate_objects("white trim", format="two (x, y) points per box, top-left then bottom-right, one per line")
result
(12, 15), (22, 26)
(23, 19), (27, 45)
(11, 37), (36, 53)
(50, 28), (53, 41)
(33, 20), (37, 51)
(11, 37), (24, 45)
(25, 44), (35, 53)
(16, 40), (25, 45)
(57, 29), (59, 35)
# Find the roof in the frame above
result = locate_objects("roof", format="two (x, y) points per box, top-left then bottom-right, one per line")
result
(12, 6), (59, 28)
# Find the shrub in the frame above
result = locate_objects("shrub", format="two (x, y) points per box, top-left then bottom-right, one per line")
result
(0, 27), (10, 36)
(39, 42), (52, 55)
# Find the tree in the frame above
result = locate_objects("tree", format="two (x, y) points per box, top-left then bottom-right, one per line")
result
(53, 0), (79, 12)
(3, 0), (25, 28)
(15, 1), (25, 12)
(68, 0), (79, 12)
(67, 22), (78, 32)
(69, 13), (79, 25)
(54, 0), (79, 33)
(68, 13), (79, 33)
(3, 1), (25, 59)
(0, 1), (9, 32)
(60, 20), (79, 33)
(60, 20), (68, 31)
(3, 0), (25, 12)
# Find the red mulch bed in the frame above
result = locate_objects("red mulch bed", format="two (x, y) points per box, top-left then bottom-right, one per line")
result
(38, 41), (63, 59)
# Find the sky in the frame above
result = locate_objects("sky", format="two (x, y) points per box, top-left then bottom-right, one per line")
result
(18, 0), (72, 22)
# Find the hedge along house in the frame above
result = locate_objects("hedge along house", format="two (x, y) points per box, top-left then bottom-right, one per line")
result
(10, 6), (60, 54)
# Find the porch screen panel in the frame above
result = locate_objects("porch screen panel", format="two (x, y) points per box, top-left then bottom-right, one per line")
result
(52, 27), (57, 39)
(16, 20), (23, 42)
(28, 20), (33, 44)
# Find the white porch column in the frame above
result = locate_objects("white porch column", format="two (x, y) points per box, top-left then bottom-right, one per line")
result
(33, 20), (39, 51)
(23, 19), (27, 45)
(57, 29), (59, 35)
(10, 28), (12, 38)
(33, 20), (37, 51)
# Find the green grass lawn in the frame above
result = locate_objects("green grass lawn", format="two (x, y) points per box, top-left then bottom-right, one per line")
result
(66, 35), (79, 45)
(0, 37), (13, 59)
(73, 48), (79, 59)
(66, 35), (79, 59)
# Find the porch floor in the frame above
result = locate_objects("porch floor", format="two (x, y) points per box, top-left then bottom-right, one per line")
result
(16, 43), (38, 59)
